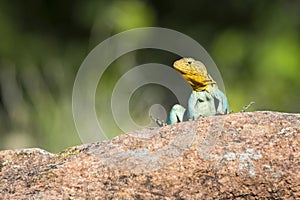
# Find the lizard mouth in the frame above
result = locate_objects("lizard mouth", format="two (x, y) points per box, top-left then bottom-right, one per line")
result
(174, 68), (186, 74)
(173, 64), (187, 74)
(173, 65), (183, 72)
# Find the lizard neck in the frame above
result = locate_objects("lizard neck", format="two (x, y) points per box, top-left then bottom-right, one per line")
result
(183, 74), (216, 91)
(193, 83), (218, 92)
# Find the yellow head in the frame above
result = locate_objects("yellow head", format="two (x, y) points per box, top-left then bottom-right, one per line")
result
(173, 58), (216, 91)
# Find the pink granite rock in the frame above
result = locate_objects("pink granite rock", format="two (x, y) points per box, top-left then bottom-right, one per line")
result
(0, 111), (299, 199)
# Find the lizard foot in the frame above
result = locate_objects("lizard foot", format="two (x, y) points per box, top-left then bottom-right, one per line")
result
(150, 115), (167, 127)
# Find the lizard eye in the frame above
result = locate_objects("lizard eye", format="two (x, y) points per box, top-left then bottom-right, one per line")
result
(187, 61), (192, 65)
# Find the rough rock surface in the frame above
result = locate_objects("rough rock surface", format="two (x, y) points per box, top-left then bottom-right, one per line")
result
(0, 111), (300, 199)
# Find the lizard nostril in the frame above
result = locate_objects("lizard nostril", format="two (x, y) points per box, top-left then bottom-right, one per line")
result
(187, 61), (192, 65)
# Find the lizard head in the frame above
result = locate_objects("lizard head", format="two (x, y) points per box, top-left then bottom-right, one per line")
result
(173, 58), (216, 91)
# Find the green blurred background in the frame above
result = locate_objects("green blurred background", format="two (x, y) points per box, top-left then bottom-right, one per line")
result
(0, 0), (299, 152)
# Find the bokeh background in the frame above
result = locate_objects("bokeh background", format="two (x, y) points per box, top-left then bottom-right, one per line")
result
(0, 0), (299, 152)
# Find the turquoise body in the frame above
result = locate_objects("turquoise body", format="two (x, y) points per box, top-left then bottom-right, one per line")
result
(168, 86), (229, 125)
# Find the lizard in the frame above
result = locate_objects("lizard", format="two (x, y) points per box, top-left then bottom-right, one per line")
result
(168, 57), (230, 125)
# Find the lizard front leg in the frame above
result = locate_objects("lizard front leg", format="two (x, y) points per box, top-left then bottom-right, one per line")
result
(151, 104), (187, 126)
(208, 87), (230, 115)
(167, 104), (187, 125)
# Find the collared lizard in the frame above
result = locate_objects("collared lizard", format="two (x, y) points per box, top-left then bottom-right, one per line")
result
(168, 58), (230, 125)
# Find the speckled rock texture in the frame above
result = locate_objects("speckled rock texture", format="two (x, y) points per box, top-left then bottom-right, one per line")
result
(0, 111), (299, 199)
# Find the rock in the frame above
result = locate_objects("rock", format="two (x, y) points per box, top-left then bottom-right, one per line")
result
(0, 111), (299, 199)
